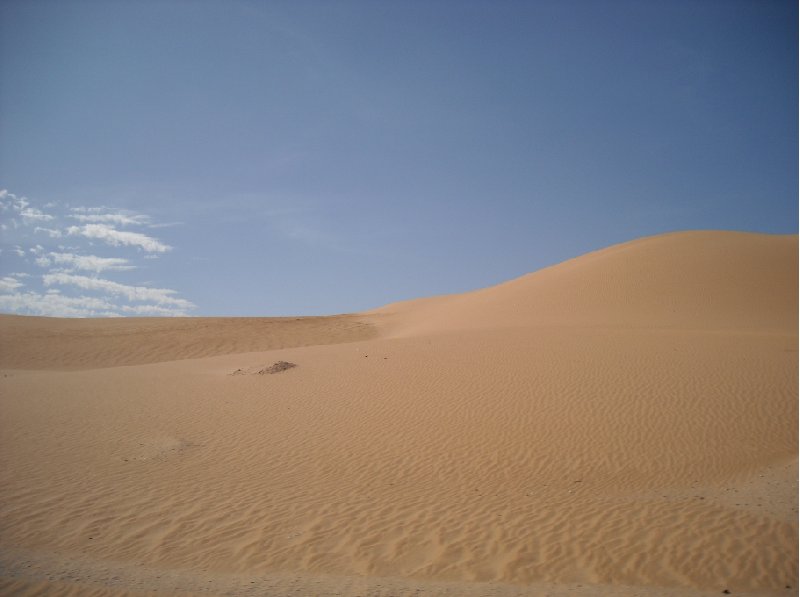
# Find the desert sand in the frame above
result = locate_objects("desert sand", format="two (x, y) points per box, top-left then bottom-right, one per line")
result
(0, 230), (796, 596)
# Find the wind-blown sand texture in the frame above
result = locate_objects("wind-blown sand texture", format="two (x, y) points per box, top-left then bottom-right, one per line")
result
(0, 230), (796, 596)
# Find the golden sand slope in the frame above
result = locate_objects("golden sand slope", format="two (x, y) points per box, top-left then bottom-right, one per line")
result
(0, 231), (796, 596)
(372, 230), (797, 336)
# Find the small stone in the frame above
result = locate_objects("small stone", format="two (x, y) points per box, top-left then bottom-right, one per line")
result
(258, 361), (297, 375)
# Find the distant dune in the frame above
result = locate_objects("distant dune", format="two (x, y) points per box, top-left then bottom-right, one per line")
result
(0, 230), (796, 596)
(0, 314), (377, 370)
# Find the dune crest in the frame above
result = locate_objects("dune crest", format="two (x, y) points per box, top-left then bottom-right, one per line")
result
(372, 231), (797, 336)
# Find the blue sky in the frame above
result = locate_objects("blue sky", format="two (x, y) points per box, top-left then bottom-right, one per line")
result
(0, 0), (796, 317)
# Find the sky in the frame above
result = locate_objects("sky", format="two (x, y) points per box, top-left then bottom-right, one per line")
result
(0, 0), (797, 317)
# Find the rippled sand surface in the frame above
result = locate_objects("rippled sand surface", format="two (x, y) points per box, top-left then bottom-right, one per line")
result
(1, 231), (796, 596)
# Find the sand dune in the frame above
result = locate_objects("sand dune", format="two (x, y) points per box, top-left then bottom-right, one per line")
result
(0, 231), (796, 596)
(373, 231), (797, 336)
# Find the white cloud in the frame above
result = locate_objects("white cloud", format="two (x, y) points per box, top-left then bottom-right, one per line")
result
(0, 291), (191, 317)
(0, 291), (121, 317)
(1, 189), (195, 317)
(43, 273), (194, 309)
(117, 304), (192, 316)
(34, 227), (63, 238)
(70, 206), (107, 214)
(148, 221), (183, 229)
(0, 276), (24, 293)
(36, 252), (134, 273)
(20, 206), (54, 222)
(0, 189), (55, 223)
(67, 224), (171, 252)
(70, 213), (150, 226)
